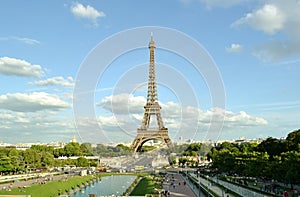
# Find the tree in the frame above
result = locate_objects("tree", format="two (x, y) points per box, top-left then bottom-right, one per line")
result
(281, 151), (300, 188)
(116, 144), (131, 152)
(80, 143), (93, 156)
(178, 157), (188, 166)
(41, 152), (54, 167)
(286, 129), (300, 151)
(31, 145), (54, 153)
(0, 156), (12, 174)
(239, 143), (258, 153)
(23, 149), (36, 168)
(64, 142), (81, 156)
(8, 149), (23, 173)
(257, 137), (287, 160)
(182, 143), (202, 156)
(211, 149), (236, 173)
(77, 157), (89, 167)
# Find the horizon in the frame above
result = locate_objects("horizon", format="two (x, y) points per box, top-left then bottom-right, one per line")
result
(0, 1), (299, 144)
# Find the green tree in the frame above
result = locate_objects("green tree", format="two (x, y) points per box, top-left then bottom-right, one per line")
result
(257, 137), (287, 160)
(31, 145), (54, 153)
(8, 149), (23, 173)
(286, 129), (300, 151)
(178, 157), (188, 166)
(212, 149), (236, 173)
(239, 143), (258, 153)
(0, 156), (12, 174)
(281, 151), (300, 188)
(41, 152), (54, 167)
(76, 157), (89, 167)
(116, 144), (131, 152)
(182, 143), (202, 156)
(23, 149), (36, 168)
(64, 142), (81, 156)
(80, 143), (93, 156)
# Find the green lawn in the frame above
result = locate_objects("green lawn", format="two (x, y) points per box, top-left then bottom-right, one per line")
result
(130, 175), (162, 196)
(0, 175), (95, 197)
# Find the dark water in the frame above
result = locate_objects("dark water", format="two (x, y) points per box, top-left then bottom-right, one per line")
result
(71, 175), (136, 197)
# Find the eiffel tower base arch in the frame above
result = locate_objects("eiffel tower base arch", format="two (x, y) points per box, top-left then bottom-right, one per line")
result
(131, 128), (172, 153)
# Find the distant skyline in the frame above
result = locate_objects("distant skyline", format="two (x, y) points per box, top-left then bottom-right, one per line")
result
(0, 0), (299, 143)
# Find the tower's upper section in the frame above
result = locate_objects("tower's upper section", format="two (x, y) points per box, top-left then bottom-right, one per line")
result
(149, 33), (155, 49)
(146, 34), (158, 104)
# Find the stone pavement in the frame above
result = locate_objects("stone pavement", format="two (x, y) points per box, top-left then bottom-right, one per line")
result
(162, 173), (197, 197)
(185, 173), (235, 197)
(196, 175), (233, 197)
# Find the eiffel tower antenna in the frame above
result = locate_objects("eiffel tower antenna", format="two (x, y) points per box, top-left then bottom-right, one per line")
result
(131, 35), (172, 152)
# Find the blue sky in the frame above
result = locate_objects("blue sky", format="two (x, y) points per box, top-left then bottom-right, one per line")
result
(0, 0), (299, 144)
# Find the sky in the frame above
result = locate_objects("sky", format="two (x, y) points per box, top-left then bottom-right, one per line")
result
(0, 0), (299, 144)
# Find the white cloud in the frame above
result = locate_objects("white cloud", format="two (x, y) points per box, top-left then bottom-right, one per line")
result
(0, 110), (75, 143)
(29, 76), (74, 87)
(12, 36), (40, 45)
(70, 3), (105, 26)
(232, 1), (300, 61)
(96, 94), (268, 140)
(253, 40), (300, 62)
(0, 36), (40, 45)
(0, 92), (71, 112)
(0, 57), (44, 77)
(226, 43), (243, 53)
(223, 110), (268, 126)
(232, 1), (300, 38)
(232, 4), (285, 35)
(98, 93), (145, 114)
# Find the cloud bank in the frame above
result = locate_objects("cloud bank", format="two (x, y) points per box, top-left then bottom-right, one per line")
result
(0, 92), (71, 112)
(0, 57), (44, 77)
(29, 76), (74, 87)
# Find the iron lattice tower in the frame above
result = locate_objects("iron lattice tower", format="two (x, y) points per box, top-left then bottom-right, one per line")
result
(131, 35), (172, 152)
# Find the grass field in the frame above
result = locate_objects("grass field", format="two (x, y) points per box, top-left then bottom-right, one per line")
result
(0, 175), (95, 197)
(130, 175), (162, 196)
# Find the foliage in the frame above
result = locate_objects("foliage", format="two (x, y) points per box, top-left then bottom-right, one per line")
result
(286, 129), (300, 151)
(208, 129), (300, 186)
(0, 142), (131, 174)
(182, 143), (201, 156)
(130, 175), (161, 195)
(257, 137), (287, 160)
(178, 157), (188, 166)
(141, 145), (157, 152)
(76, 156), (89, 167)
(93, 144), (131, 156)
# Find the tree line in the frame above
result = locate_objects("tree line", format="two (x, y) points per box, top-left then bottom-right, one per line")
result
(169, 129), (299, 187)
(0, 142), (131, 175)
(207, 129), (300, 187)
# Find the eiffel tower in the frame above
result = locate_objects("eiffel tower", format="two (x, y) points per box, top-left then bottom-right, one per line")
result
(131, 35), (172, 152)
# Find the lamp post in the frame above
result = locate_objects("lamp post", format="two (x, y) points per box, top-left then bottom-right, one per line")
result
(198, 170), (201, 197)
(198, 153), (202, 197)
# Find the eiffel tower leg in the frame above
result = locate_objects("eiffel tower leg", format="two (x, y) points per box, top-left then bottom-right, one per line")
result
(131, 138), (140, 153)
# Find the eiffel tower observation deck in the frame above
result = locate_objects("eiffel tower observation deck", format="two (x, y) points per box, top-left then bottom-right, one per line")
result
(131, 35), (172, 152)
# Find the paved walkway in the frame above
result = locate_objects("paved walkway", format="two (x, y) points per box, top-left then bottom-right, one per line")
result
(197, 175), (233, 197)
(187, 173), (233, 197)
(162, 173), (197, 197)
